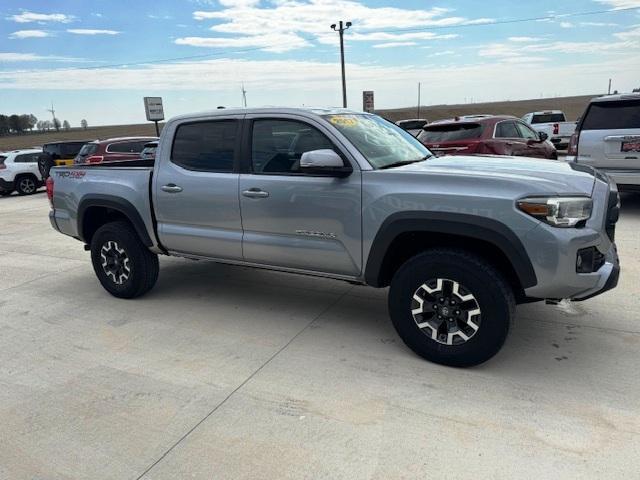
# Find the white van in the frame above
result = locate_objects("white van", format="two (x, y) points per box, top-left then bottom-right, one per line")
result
(567, 93), (640, 188)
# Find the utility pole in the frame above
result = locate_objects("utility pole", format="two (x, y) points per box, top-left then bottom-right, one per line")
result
(417, 82), (421, 118)
(608, 78), (612, 95)
(241, 83), (247, 108)
(331, 21), (352, 108)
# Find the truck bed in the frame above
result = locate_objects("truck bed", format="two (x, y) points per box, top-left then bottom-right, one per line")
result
(49, 161), (158, 250)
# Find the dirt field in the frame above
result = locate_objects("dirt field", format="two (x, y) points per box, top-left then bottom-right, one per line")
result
(377, 94), (597, 123)
(1, 94), (598, 152)
(0, 123), (163, 152)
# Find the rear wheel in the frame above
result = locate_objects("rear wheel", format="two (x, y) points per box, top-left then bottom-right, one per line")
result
(388, 249), (515, 367)
(16, 175), (38, 195)
(90, 221), (159, 298)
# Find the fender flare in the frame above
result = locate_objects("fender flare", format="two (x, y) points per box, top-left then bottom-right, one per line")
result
(364, 211), (537, 289)
(77, 194), (153, 247)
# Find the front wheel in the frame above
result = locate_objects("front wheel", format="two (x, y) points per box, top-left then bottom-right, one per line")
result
(388, 249), (515, 367)
(90, 221), (159, 298)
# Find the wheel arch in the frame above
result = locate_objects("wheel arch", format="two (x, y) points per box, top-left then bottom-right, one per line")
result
(364, 212), (537, 295)
(78, 195), (153, 247)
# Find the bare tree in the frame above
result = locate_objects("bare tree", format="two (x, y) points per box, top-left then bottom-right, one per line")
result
(81, 119), (88, 130)
(63, 120), (70, 131)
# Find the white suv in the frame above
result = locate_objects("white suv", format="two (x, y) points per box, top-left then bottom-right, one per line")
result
(568, 93), (640, 188)
(0, 148), (45, 196)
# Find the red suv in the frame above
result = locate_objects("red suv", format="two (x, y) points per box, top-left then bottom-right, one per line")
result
(74, 137), (158, 164)
(417, 115), (558, 159)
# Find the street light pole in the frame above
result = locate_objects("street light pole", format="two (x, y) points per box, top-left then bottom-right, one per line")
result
(331, 21), (352, 108)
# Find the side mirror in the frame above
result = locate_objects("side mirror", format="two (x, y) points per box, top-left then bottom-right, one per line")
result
(538, 132), (549, 142)
(300, 149), (352, 177)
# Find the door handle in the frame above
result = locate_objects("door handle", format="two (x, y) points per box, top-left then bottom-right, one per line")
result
(242, 188), (269, 198)
(161, 184), (183, 193)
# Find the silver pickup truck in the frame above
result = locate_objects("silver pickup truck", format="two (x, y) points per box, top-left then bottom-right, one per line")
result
(48, 108), (620, 367)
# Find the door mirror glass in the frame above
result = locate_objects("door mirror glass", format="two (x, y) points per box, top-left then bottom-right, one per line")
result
(538, 131), (549, 142)
(300, 149), (352, 177)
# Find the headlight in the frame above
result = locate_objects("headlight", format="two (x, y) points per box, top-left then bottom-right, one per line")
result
(517, 196), (592, 227)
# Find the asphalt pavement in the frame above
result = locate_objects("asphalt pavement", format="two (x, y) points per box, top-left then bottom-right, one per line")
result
(1, 190), (639, 480)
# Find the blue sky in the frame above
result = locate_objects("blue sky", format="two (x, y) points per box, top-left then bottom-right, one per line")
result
(1, 0), (639, 126)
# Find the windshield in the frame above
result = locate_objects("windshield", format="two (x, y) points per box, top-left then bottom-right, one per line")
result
(77, 144), (98, 157)
(418, 123), (483, 143)
(399, 120), (427, 130)
(324, 114), (432, 169)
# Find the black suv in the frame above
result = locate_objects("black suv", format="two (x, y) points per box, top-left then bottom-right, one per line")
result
(39, 141), (91, 178)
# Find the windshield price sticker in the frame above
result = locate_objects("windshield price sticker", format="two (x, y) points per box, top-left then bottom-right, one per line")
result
(328, 115), (359, 127)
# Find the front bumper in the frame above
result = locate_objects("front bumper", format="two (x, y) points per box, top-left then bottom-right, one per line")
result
(0, 178), (15, 192)
(573, 262), (620, 301)
(522, 178), (621, 301)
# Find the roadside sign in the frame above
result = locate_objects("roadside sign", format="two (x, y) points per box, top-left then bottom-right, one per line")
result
(363, 91), (374, 113)
(143, 97), (164, 121)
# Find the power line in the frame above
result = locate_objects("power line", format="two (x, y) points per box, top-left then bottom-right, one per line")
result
(0, 6), (637, 76)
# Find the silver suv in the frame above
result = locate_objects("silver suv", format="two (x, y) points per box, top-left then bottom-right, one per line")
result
(568, 93), (640, 188)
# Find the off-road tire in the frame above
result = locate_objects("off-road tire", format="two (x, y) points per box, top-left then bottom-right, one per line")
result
(388, 248), (515, 367)
(15, 175), (38, 195)
(90, 221), (159, 299)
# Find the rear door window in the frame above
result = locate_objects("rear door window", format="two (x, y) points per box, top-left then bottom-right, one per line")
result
(0, 155), (6, 167)
(581, 100), (640, 130)
(14, 153), (41, 163)
(171, 120), (238, 172)
(495, 121), (521, 138)
(418, 123), (483, 142)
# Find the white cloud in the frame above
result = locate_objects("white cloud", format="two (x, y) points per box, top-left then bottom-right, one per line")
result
(175, 32), (311, 52)
(1, 57), (639, 117)
(429, 50), (455, 57)
(9, 29), (51, 39)
(595, 0), (640, 9)
(372, 42), (417, 48)
(0, 52), (82, 62)
(614, 25), (640, 39)
(559, 21), (574, 28)
(67, 29), (120, 35)
(185, 1), (491, 52)
(9, 11), (74, 23)
(579, 22), (619, 27)
(508, 36), (542, 42)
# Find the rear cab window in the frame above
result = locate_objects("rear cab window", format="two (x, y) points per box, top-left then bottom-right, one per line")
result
(171, 120), (238, 172)
(581, 100), (640, 130)
(0, 155), (6, 167)
(531, 113), (566, 123)
(418, 123), (483, 143)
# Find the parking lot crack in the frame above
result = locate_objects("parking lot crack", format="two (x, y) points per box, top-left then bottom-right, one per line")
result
(133, 287), (353, 480)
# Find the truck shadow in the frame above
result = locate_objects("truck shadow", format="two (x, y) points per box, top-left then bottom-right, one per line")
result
(146, 258), (629, 383)
(620, 191), (640, 216)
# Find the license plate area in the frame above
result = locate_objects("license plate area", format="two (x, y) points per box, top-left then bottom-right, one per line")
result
(621, 141), (640, 153)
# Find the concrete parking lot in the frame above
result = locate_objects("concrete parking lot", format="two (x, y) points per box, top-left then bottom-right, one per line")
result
(1, 190), (639, 480)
